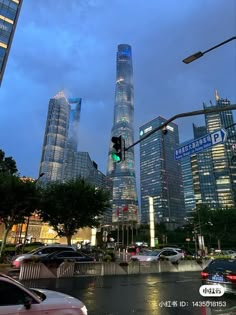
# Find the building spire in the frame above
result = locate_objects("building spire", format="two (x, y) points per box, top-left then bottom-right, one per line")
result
(215, 89), (220, 101)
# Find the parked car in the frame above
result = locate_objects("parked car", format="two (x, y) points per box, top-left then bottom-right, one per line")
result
(0, 273), (87, 315)
(39, 250), (95, 266)
(15, 241), (45, 254)
(131, 248), (182, 263)
(161, 247), (185, 259)
(12, 245), (76, 268)
(201, 258), (236, 295)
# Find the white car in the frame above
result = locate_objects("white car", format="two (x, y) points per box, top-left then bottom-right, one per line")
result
(0, 273), (88, 315)
(161, 247), (185, 259)
(131, 248), (182, 263)
(12, 245), (76, 268)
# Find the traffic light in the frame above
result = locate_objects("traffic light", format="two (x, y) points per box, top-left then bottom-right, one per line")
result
(111, 135), (125, 162)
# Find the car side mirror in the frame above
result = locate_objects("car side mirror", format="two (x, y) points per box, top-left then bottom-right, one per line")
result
(24, 296), (32, 310)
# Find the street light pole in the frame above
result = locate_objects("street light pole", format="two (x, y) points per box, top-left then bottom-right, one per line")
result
(182, 36), (236, 64)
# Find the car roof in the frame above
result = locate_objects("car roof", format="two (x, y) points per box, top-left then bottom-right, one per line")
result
(46, 250), (81, 256)
(162, 247), (182, 251)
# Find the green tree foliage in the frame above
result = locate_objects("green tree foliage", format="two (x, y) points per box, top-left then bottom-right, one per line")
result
(39, 178), (111, 245)
(0, 173), (40, 257)
(191, 204), (236, 249)
(207, 207), (236, 248)
(0, 149), (17, 175)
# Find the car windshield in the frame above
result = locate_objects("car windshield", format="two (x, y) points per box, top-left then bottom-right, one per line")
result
(145, 251), (159, 256)
(208, 260), (236, 272)
(27, 247), (45, 254)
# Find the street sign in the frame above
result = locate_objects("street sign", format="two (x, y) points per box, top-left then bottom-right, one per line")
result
(175, 128), (227, 160)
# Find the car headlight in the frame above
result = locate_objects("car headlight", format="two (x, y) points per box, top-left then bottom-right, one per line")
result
(81, 305), (88, 315)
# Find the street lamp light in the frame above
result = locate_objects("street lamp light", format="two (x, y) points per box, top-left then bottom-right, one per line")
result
(183, 36), (236, 64)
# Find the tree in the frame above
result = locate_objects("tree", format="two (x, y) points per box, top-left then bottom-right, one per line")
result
(191, 204), (236, 249)
(0, 173), (40, 257)
(39, 178), (111, 245)
(207, 207), (236, 249)
(0, 149), (17, 175)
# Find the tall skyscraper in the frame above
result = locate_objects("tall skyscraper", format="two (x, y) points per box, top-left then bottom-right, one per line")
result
(180, 139), (196, 218)
(39, 91), (112, 203)
(39, 91), (81, 183)
(0, 0), (23, 86)
(186, 96), (236, 209)
(107, 44), (139, 223)
(63, 97), (82, 181)
(139, 116), (185, 229)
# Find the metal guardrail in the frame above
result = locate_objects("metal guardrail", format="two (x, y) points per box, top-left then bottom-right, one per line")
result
(17, 260), (210, 280)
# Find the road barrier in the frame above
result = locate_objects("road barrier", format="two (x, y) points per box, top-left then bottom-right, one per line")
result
(17, 260), (210, 280)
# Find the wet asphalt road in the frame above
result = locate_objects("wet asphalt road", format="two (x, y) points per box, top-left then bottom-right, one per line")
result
(22, 271), (236, 315)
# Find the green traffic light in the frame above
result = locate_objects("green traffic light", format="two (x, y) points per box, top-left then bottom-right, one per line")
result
(111, 152), (121, 162)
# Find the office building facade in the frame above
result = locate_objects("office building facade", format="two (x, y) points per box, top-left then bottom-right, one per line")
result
(0, 0), (23, 86)
(180, 140), (196, 218)
(189, 97), (236, 209)
(139, 116), (185, 228)
(63, 97), (82, 181)
(107, 44), (139, 223)
(39, 91), (71, 183)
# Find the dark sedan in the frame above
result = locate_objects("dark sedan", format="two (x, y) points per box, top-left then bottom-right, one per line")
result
(39, 250), (95, 267)
(201, 258), (236, 295)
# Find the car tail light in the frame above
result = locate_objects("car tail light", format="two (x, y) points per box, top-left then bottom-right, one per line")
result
(226, 274), (236, 282)
(201, 271), (209, 278)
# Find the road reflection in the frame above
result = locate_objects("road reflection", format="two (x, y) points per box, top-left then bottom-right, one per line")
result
(22, 272), (236, 315)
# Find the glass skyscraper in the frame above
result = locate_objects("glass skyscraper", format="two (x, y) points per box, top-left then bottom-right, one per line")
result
(39, 91), (112, 202)
(107, 44), (139, 223)
(188, 97), (236, 209)
(0, 0), (23, 86)
(39, 91), (81, 183)
(139, 117), (185, 229)
(180, 139), (196, 218)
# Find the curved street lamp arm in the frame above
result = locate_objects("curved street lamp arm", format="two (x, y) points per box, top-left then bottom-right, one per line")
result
(183, 36), (236, 64)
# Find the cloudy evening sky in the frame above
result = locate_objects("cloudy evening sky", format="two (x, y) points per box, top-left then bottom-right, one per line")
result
(0, 0), (235, 179)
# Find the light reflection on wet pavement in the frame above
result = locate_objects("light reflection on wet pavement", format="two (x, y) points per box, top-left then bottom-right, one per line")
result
(22, 272), (236, 315)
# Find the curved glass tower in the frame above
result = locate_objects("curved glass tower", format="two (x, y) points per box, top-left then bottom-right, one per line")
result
(107, 44), (139, 223)
(39, 91), (81, 183)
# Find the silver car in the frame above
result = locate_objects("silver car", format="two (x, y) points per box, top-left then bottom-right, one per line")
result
(131, 248), (182, 263)
(12, 245), (76, 268)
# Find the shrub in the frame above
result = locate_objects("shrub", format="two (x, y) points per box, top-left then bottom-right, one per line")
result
(103, 254), (112, 262)
(104, 250), (116, 261)
(184, 255), (195, 260)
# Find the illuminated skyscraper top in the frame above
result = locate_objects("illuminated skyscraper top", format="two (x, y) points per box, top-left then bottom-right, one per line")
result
(0, 0), (23, 86)
(107, 44), (139, 223)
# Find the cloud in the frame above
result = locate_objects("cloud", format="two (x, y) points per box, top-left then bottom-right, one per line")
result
(0, 0), (235, 178)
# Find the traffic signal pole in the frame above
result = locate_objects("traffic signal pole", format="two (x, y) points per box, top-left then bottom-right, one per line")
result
(125, 104), (236, 151)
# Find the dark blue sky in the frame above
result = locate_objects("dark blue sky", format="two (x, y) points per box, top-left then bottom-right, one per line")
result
(0, 0), (235, 178)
